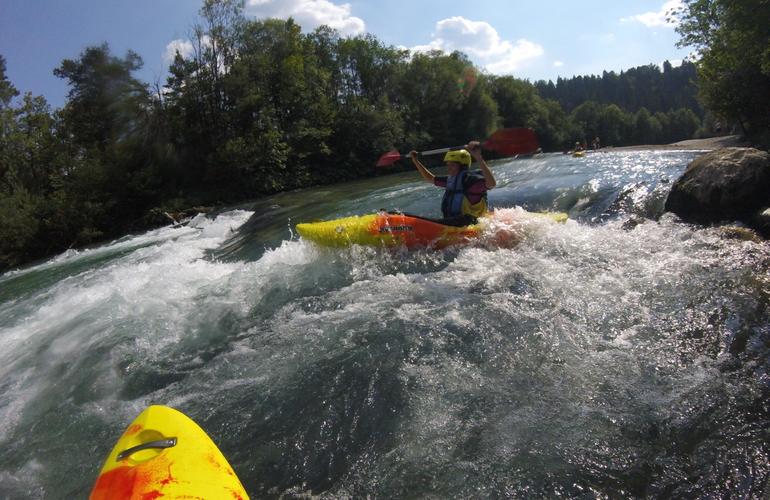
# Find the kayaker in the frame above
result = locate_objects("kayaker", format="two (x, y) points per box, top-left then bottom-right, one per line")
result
(409, 141), (496, 226)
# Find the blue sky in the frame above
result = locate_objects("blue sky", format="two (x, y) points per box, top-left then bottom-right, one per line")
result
(0, 0), (690, 109)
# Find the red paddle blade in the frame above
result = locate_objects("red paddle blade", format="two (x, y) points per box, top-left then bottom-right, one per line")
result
(376, 150), (404, 167)
(482, 127), (539, 156)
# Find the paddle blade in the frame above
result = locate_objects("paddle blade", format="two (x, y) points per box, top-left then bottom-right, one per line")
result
(376, 150), (404, 167)
(482, 127), (539, 156)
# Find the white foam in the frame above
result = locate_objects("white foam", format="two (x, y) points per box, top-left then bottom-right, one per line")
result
(0, 210), (254, 440)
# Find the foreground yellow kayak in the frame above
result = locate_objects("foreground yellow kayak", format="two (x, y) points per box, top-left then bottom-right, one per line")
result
(296, 210), (567, 249)
(90, 405), (248, 499)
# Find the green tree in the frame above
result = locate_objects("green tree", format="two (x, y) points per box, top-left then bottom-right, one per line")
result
(54, 44), (148, 152)
(676, 0), (770, 144)
(633, 107), (662, 144)
(571, 101), (603, 142)
(0, 55), (19, 108)
(399, 51), (494, 149)
(0, 55), (21, 191)
(516, 97), (569, 151)
(54, 44), (160, 239)
(323, 33), (407, 176)
(227, 18), (335, 191)
(489, 76), (538, 128)
(598, 104), (632, 146)
(0, 57), (66, 269)
(668, 107), (701, 142)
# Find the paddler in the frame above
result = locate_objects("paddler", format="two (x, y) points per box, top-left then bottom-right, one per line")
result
(409, 141), (496, 226)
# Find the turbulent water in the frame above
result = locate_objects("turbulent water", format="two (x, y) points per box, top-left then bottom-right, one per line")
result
(1, 151), (769, 498)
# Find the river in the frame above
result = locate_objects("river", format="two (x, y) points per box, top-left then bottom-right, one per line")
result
(1, 150), (768, 498)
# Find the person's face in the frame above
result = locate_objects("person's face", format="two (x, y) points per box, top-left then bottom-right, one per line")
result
(446, 162), (463, 175)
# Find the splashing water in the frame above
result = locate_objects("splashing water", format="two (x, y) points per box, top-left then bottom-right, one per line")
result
(0, 152), (768, 498)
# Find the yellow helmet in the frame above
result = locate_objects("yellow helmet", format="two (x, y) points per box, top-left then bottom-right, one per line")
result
(444, 149), (471, 166)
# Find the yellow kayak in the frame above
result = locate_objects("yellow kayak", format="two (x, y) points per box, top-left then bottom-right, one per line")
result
(296, 210), (568, 249)
(296, 212), (480, 249)
(90, 405), (248, 499)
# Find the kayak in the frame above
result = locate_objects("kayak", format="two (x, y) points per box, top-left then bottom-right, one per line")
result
(296, 210), (567, 249)
(572, 151), (585, 157)
(296, 212), (480, 249)
(90, 405), (248, 500)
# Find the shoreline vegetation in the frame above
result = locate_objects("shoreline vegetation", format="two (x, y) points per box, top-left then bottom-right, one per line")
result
(1, 0), (768, 273)
(2, 137), (748, 275)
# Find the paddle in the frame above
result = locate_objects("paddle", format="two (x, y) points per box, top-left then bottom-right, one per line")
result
(376, 127), (539, 167)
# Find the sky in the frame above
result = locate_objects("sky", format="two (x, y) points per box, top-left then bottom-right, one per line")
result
(0, 0), (691, 109)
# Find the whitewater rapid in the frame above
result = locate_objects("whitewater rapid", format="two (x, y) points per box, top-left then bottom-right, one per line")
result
(1, 151), (768, 498)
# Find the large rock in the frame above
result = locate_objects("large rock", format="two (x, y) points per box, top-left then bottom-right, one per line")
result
(665, 147), (770, 236)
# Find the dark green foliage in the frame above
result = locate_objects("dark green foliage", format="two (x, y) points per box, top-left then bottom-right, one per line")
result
(0, 0), (709, 271)
(535, 62), (702, 116)
(675, 0), (770, 146)
(0, 56), (19, 107)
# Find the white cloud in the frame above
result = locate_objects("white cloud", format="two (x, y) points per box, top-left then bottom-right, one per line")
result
(622, 0), (683, 28)
(244, 0), (365, 36)
(411, 17), (544, 74)
(164, 39), (195, 63)
(163, 35), (216, 64)
(553, 61), (564, 68)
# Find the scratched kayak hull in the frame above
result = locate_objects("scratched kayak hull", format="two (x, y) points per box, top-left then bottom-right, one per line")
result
(90, 405), (248, 500)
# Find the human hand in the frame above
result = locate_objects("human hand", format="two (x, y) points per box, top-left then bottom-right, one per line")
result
(467, 141), (482, 159)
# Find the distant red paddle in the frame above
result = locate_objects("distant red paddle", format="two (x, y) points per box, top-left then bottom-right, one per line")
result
(376, 127), (539, 167)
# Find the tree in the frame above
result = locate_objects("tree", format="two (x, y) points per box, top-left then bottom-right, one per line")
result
(676, 0), (770, 144)
(0, 55), (21, 191)
(633, 108), (662, 144)
(54, 44), (162, 236)
(399, 51), (492, 149)
(530, 98), (571, 151)
(490, 76), (538, 128)
(598, 104), (632, 147)
(571, 101), (603, 142)
(0, 55), (19, 109)
(0, 58), (64, 269)
(54, 44), (148, 152)
(668, 108), (701, 142)
(534, 62), (703, 117)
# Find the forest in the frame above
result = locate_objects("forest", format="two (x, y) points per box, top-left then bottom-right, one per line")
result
(1, 0), (767, 272)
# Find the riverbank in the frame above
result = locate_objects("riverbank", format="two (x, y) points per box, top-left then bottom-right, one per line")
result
(604, 135), (750, 152)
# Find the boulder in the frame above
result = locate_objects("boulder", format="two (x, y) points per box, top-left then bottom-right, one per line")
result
(750, 207), (770, 237)
(665, 147), (770, 236)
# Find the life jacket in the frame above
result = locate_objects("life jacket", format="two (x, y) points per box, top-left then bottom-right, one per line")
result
(441, 169), (489, 219)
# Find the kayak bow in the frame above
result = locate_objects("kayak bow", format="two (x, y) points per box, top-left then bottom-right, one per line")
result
(90, 405), (248, 500)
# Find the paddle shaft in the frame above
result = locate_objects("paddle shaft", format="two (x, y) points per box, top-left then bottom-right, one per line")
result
(376, 127), (538, 167)
(403, 144), (471, 160)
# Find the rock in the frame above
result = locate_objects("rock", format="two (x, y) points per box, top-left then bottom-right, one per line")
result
(665, 147), (770, 236)
(717, 225), (762, 243)
(749, 207), (770, 238)
(621, 216), (647, 231)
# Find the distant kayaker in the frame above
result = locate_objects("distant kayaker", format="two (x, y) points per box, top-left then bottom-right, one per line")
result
(409, 141), (496, 226)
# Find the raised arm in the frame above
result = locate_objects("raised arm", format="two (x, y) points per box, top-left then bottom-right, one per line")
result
(468, 141), (496, 189)
(410, 150), (435, 183)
